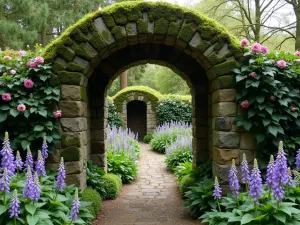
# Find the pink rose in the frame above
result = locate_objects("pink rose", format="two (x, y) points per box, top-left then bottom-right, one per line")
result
(251, 43), (261, 53)
(34, 56), (44, 64)
(240, 39), (249, 47)
(261, 46), (268, 54)
(277, 60), (287, 69)
(2, 72), (7, 76)
(18, 50), (26, 56)
(2, 93), (11, 101)
(53, 110), (62, 119)
(28, 61), (37, 68)
(269, 96), (275, 101)
(17, 104), (26, 112)
(295, 51), (300, 57)
(24, 79), (34, 88)
(241, 100), (250, 109)
(250, 72), (257, 78)
(4, 56), (11, 60)
(9, 70), (16, 75)
(291, 107), (297, 112)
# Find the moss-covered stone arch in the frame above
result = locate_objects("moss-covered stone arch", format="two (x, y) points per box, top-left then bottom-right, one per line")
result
(42, 1), (254, 189)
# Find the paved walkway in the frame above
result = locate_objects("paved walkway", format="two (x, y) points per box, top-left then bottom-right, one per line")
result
(93, 143), (201, 225)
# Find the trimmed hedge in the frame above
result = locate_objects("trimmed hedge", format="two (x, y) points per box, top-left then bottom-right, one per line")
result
(102, 173), (122, 200)
(179, 174), (195, 198)
(143, 134), (153, 143)
(81, 188), (102, 217)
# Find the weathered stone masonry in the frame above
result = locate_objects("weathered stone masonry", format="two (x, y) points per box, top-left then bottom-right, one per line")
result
(42, 1), (252, 189)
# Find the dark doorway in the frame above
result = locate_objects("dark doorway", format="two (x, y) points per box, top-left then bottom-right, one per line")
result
(127, 101), (147, 141)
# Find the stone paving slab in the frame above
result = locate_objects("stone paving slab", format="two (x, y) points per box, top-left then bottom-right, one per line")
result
(93, 143), (202, 225)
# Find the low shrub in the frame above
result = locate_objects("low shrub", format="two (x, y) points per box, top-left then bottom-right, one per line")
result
(173, 161), (193, 181)
(143, 134), (153, 143)
(179, 174), (195, 198)
(102, 173), (122, 200)
(81, 188), (102, 217)
(86, 162), (106, 198)
(107, 98), (123, 128)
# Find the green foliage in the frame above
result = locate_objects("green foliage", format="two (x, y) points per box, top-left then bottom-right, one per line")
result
(0, 49), (60, 153)
(107, 98), (123, 128)
(165, 147), (193, 170)
(86, 162), (107, 199)
(190, 160), (213, 182)
(81, 188), (102, 217)
(143, 134), (153, 143)
(235, 49), (300, 165)
(179, 174), (195, 198)
(101, 173), (122, 200)
(173, 161), (193, 181)
(183, 177), (214, 218)
(156, 97), (192, 125)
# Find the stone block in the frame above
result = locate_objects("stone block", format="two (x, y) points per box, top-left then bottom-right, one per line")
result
(61, 85), (87, 101)
(91, 141), (106, 154)
(65, 170), (87, 189)
(213, 131), (240, 149)
(212, 102), (237, 117)
(47, 149), (60, 163)
(90, 153), (107, 170)
(212, 89), (236, 103)
(61, 131), (88, 148)
(212, 161), (232, 184)
(59, 101), (87, 118)
(192, 126), (208, 138)
(240, 150), (255, 163)
(94, 17), (115, 45)
(213, 148), (240, 165)
(60, 118), (87, 132)
(240, 133), (256, 150)
(215, 117), (232, 131)
(92, 129), (106, 141)
(65, 160), (85, 175)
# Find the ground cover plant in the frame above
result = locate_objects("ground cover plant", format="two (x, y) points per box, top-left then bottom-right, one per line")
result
(107, 125), (140, 183)
(150, 122), (191, 153)
(0, 132), (93, 225)
(107, 98), (123, 128)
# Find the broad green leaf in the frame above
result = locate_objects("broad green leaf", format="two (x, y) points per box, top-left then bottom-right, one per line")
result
(279, 205), (291, 216)
(0, 205), (8, 216)
(9, 108), (19, 117)
(241, 213), (254, 224)
(256, 95), (265, 103)
(256, 134), (265, 143)
(236, 75), (246, 83)
(262, 118), (271, 126)
(0, 112), (8, 122)
(273, 212), (286, 223)
(38, 110), (47, 117)
(251, 81), (260, 88)
(248, 109), (256, 118)
(26, 215), (39, 225)
(265, 107), (273, 115)
(25, 204), (37, 215)
(243, 121), (252, 131)
(268, 126), (278, 137)
(34, 125), (44, 132)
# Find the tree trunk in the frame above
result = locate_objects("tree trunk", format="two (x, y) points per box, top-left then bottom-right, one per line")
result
(120, 71), (128, 90)
(74, 0), (78, 12)
(295, 8), (300, 50)
(41, 29), (47, 47)
(254, 0), (261, 42)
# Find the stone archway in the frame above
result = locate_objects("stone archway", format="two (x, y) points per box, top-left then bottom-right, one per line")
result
(43, 1), (252, 189)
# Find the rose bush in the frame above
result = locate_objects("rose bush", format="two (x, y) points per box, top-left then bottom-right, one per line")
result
(0, 47), (60, 154)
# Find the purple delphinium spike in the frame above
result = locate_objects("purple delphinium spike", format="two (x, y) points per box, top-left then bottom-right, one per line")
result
(213, 176), (222, 200)
(55, 157), (66, 192)
(41, 136), (48, 159)
(241, 153), (250, 184)
(70, 188), (80, 221)
(23, 166), (34, 199)
(32, 172), (41, 201)
(288, 167), (293, 186)
(249, 159), (263, 203)
(35, 150), (46, 177)
(272, 141), (288, 201)
(0, 168), (11, 193)
(15, 151), (23, 171)
(9, 189), (20, 218)
(0, 132), (15, 177)
(296, 149), (300, 170)
(266, 155), (275, 189)
(24, 146), (33, 171)
(229, 159), (240, 198)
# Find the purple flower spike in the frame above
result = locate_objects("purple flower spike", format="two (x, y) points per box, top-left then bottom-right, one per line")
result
(266, 155), (275, 189)
(9, 189), (20, 218)
(24, 146), (33, 171)
(41, 136), (48, 159)
(272, 141), (288, 201)
(55, 157), (66, 192)
(15, 151), (23, 171)
(23, 166), (34, 199)
(70, 188), (80, 221)
(0, 132), (15, 177)
(288, 167), (293, 186)
(213, 176), (222, 200)
(32, 172), (41, 201)
(229, 159), (240, 198)
(241, 153), (250, 184)
(35, 150), (46, 177)
(296, 149), (300, 170)
(0, 168), (11, 193)
(249, 159), (263, 203)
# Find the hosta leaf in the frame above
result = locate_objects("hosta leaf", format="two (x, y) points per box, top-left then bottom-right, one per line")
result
(273, 212), (286, 223)
(268, 126), (278, 137)
(26, 215), (39, 225)
(34, 125), (44, 132)
(25, 204), (37, 215)
(241, 213), (254, 224)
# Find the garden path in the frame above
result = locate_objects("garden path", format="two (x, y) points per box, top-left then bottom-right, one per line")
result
(93, 143), (201, 225)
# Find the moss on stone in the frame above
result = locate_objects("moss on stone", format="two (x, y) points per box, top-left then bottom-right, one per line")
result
(112, 8), (128, 25)
(167, 22), (180, 37)
(212, 60), (238, 77)
(178, 23), (194, 43)
(61, 134), (80, 148)
(137, 19), (147, 34)
(196, 41), (211, 53)
(218, 75), (235, 89)
(67, 62), (85, 73)
(111, 26), (126, 40)
(52, 61), (67, 74)
(101, 30), (110, 42)
(58, 71), (83, 85)
(80, 87), (88, 102)
(70, 29), (87, 43)
(102, 13), (116, 28)
(49, 73), (60, 86)
(60, 146), (80, 161)
(154, 18), (169, 35)
(207, 52), (226, 66)
(74, 44), (94, 61)
(89, 26), (107, 51)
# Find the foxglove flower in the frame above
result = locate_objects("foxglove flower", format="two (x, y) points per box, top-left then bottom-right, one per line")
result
(41, 136), (48, 159)
(32, 172), (41, 201)
(55, 157), (66, 192)
(241, 153), (250, 184)
(15, 151), (23, 171)
(35, 150), (46, 177)
(0, 132), (15, 176)
(9, 190), (20, 218)
(24, 146), (33, 171)
(213, 176), (222, 200)
(23, 166), (34, 199)
(229, 159), (240, 198)
(266, 155), (274, 189)
(249, 159), (262, 203)
(288, 167), (293, 186)
(70, 188), (80, 221)
(296, 149), (300, 170)
(272, 141), (288, 201)
(0, 168), (11, 193)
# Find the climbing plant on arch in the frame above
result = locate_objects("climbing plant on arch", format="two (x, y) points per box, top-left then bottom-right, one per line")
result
(42, 1), (255, 188)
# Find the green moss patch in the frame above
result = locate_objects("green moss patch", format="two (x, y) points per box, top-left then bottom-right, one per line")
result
(60, 146), (80, 161)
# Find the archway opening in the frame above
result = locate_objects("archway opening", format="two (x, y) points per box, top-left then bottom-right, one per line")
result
(127, 100), (147, 141)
